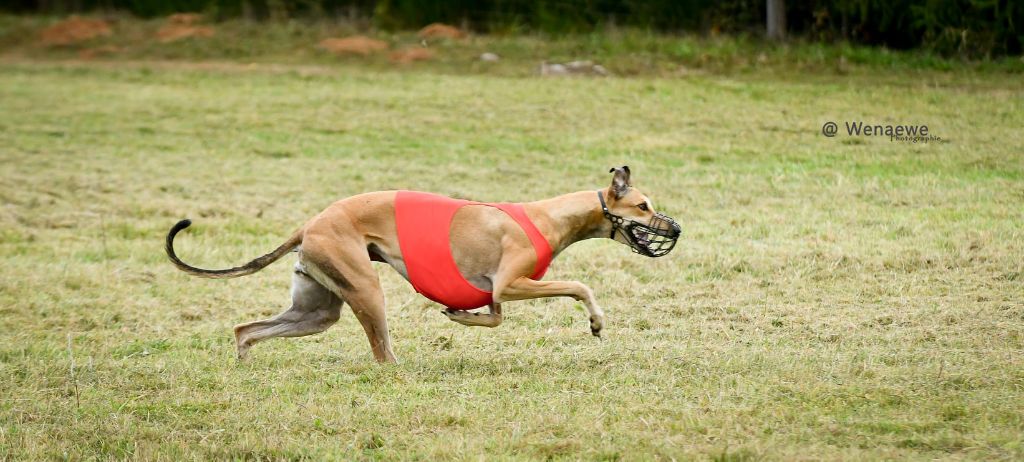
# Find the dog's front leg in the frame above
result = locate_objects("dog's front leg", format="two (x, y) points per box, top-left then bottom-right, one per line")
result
(493, 277), (605, 337)
(443, 303), (503, 327)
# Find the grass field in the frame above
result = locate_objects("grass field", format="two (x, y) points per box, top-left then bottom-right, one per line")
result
(1, 36), (1023, 459)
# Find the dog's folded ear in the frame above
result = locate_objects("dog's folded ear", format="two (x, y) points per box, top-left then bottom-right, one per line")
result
(609, 165), (632, 199)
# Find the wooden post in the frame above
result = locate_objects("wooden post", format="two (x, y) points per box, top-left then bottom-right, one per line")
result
(767, 0), (786, 41)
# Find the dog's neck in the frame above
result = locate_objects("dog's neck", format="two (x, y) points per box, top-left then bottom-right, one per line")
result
(527, 190), (611, 256)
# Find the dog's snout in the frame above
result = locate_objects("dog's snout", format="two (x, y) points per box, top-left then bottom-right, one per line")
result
(654, 213), (681, 236)
(670, 220), (681, 235)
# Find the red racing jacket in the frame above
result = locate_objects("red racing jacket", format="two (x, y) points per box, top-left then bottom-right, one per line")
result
(394, 190), (553, 310)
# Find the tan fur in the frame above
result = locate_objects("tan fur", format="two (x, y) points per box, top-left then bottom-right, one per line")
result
(167, 168), (670, 363)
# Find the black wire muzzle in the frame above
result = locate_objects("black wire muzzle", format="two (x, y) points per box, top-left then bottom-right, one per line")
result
(597, 190), (681, 257)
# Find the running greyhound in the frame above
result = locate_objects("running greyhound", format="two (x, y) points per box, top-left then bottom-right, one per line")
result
(165, 166), (680, 363)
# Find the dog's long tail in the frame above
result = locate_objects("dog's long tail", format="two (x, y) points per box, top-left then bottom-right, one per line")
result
(165, 219), (302, 279)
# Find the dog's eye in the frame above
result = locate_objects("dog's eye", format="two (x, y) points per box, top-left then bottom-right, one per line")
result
(637, 203), (649, 211)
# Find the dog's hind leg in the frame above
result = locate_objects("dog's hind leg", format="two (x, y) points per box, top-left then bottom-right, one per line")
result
(443, 303), (503, 328)
(301, 232), (398, 364)
(233, 267), (343, 360)
(343, 283), (397, 363)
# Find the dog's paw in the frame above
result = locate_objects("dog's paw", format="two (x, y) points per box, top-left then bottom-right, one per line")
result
(589, 315), (604, 338)
(442, 309), (465, 322)
(236, 344), (250, 361)
(233, 325), (251, 360)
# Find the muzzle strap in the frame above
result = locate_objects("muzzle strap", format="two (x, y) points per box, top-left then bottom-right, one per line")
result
(597, 189), (619, 239)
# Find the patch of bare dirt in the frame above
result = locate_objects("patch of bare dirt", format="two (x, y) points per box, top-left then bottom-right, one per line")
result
(39, 16), (112, 46)
(390, 47), (436, 63)
(156, 14), (215, 43)
(417, 23), (464, 40)
(167, 13), (204, 25)
(317, 36), (389, 56)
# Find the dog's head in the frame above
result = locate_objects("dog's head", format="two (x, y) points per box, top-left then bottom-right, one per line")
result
(600, 166), (681, 257)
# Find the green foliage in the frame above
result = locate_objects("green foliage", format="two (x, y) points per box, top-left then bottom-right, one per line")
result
(796, 0), (1023, 56)
(10, 14), (1022, 75)
(3, 0), (1022, 56)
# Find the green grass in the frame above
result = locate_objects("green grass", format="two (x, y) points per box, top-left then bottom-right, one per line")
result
(1, 40), (1023, 459)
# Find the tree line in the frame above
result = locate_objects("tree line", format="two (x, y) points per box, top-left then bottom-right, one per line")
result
(6, 0), (1021, 57)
